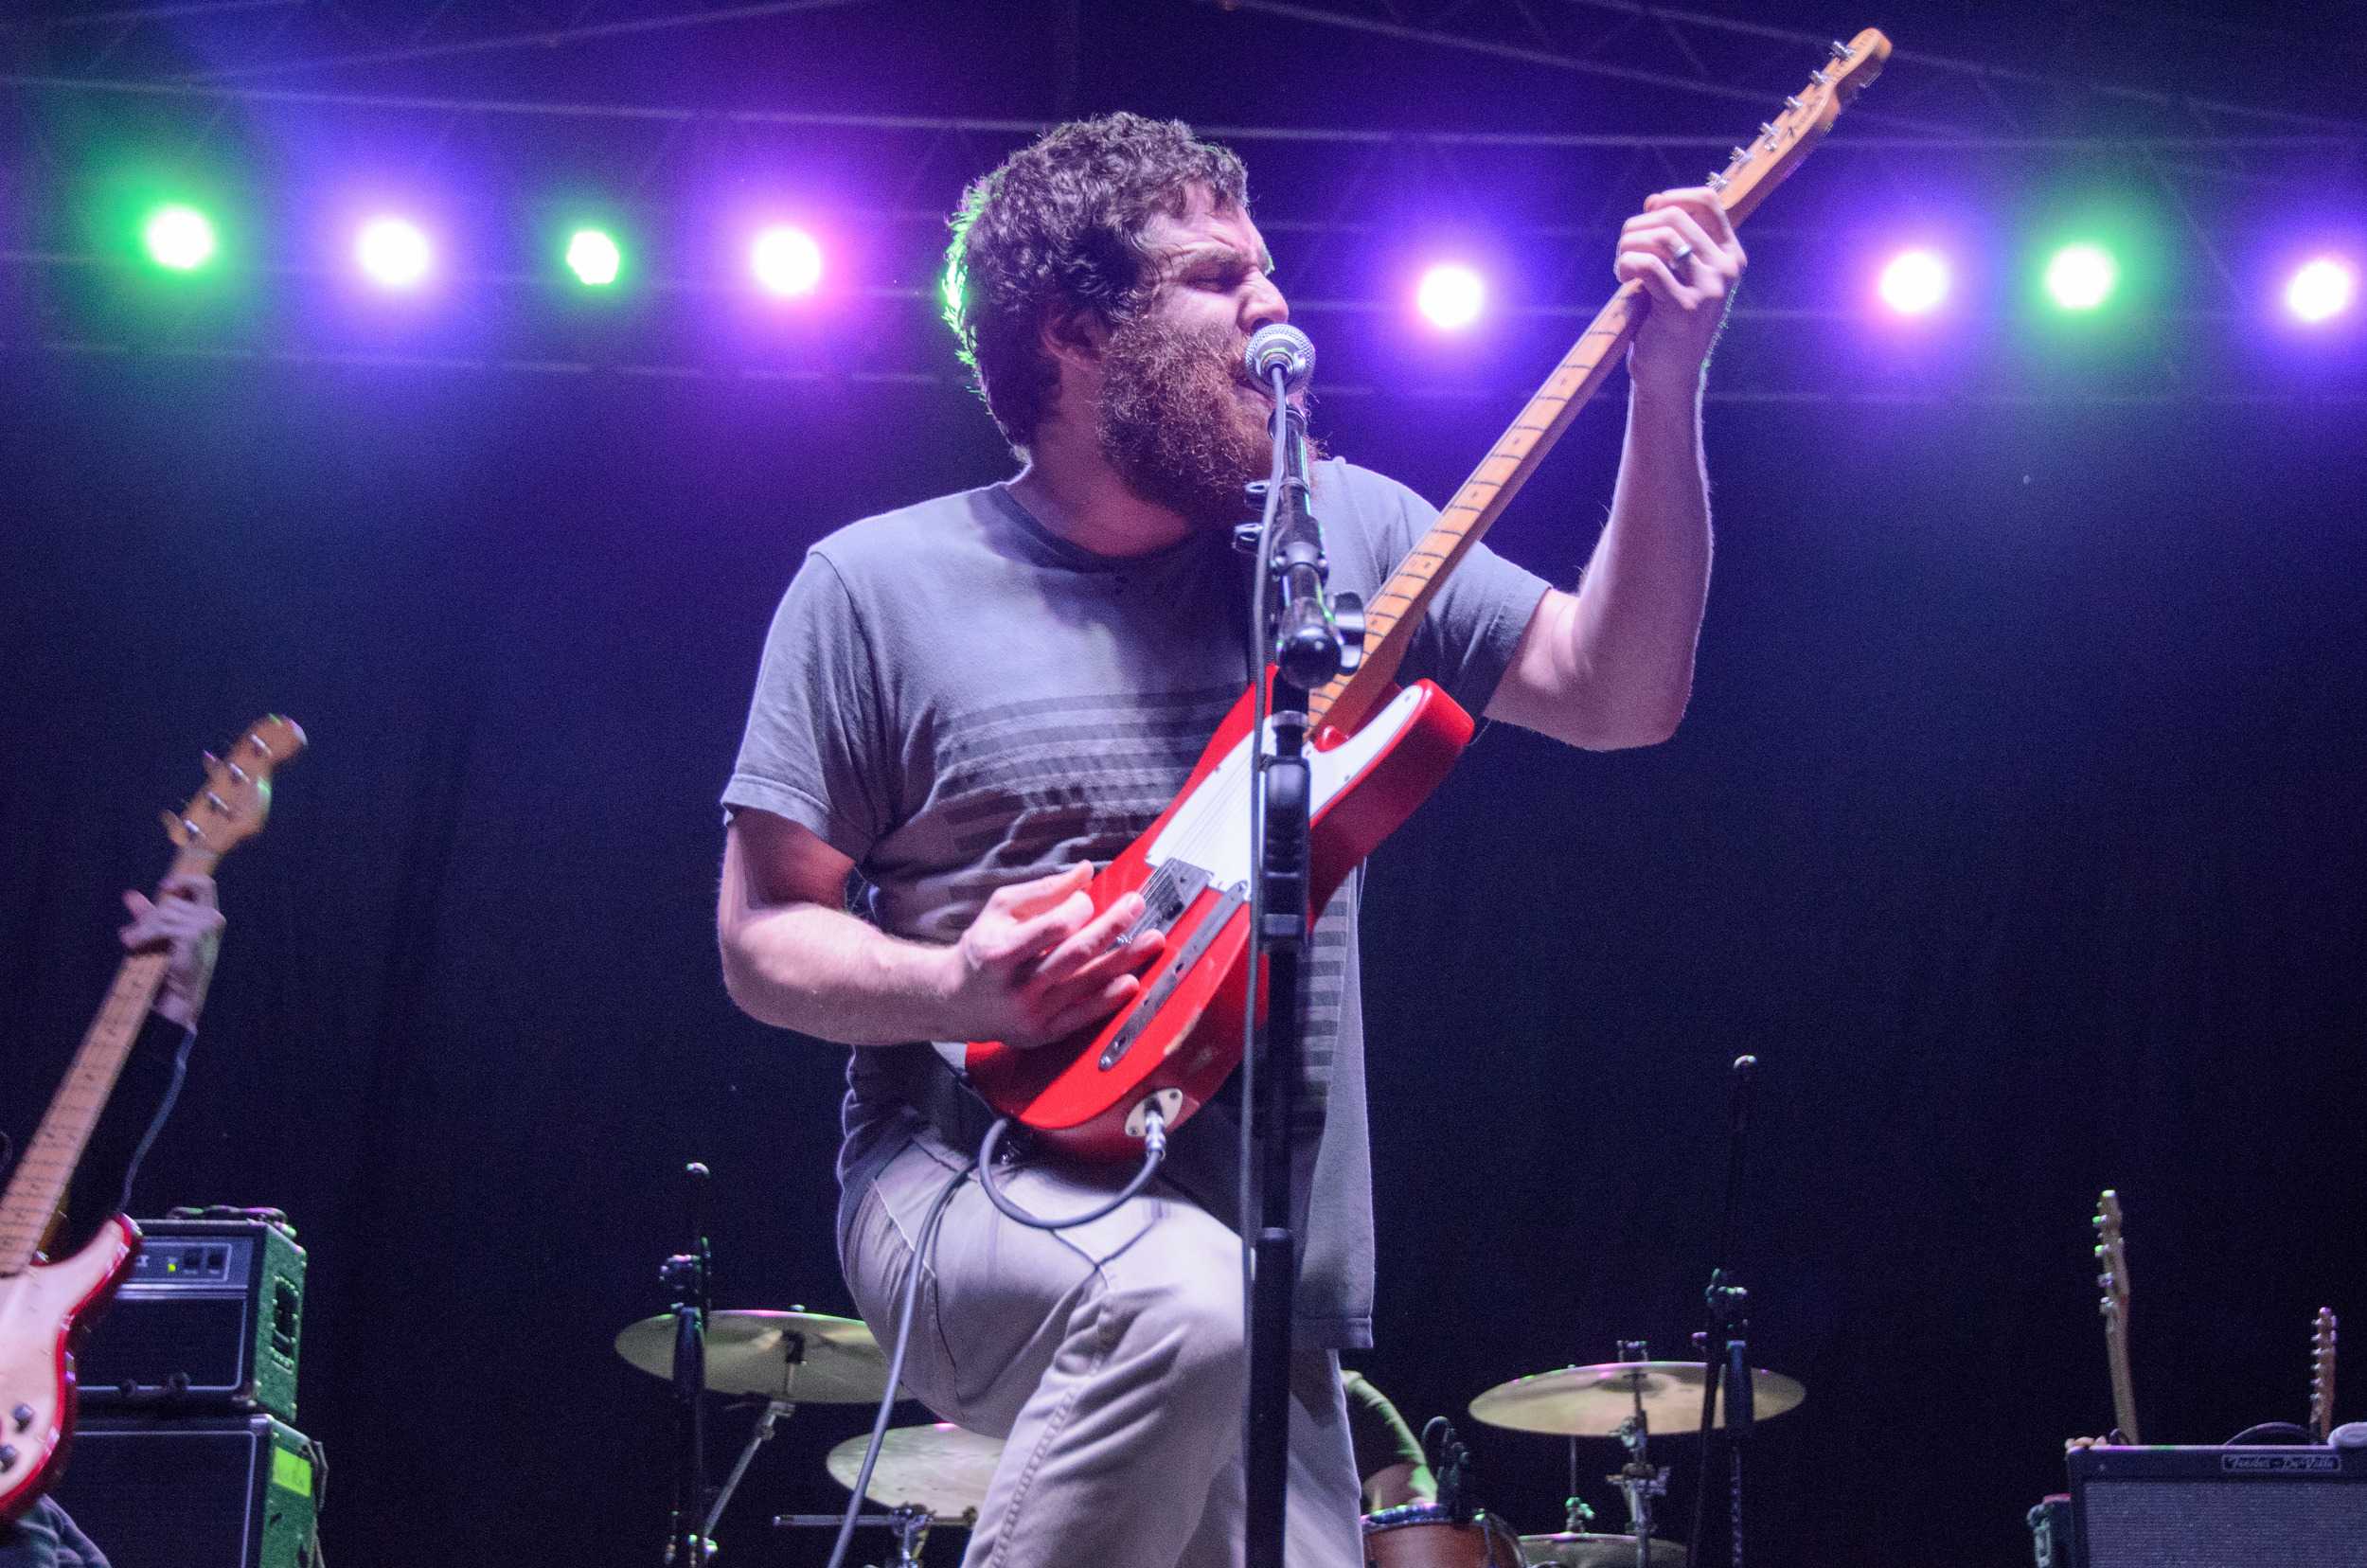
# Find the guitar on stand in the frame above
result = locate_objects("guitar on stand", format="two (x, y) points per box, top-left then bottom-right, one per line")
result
(0, 716), (304, 1523)
(2093, 1190), (2140, 1444)
(2310, 1307), (2337, 1444)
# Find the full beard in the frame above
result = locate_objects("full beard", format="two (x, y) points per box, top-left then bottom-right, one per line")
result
(1095, 312), (1316, 532)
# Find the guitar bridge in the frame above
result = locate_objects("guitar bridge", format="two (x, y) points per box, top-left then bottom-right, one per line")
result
(1099, 883), (1245, 1071)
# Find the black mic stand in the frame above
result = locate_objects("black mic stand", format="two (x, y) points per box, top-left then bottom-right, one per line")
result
(1240, 371), (1360, 1568)
(1686, 1058), (1758, 1568)
(663, 1161), (713, 1567)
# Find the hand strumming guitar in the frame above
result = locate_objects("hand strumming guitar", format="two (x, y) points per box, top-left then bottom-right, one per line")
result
(938, 864), (1166, 1049)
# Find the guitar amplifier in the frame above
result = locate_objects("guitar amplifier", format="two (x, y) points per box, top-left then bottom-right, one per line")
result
(47, 1414), (319, 1568)
(78, 1218), (304, 1421)
(2069, 1444), (2367, 1568)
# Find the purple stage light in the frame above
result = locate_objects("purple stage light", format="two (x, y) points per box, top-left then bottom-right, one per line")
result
(356, 216), (432, 289)
(752, 224), (825, 297)
(2286, 258), (2356, 325)
(1415, 263), (1486, 330)
(1878, 249), (1950, 316)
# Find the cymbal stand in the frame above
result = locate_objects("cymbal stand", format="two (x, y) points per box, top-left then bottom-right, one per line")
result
(700, 1399), (795, 1548)
(663, 1162), (713, 1567)
(1606, 1342), (1667, 1568)
(772, 1505), (936, 1568)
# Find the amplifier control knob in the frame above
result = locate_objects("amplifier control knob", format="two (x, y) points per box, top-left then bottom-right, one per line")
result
(0, 1445), (16, 1469)
(8, 1404), (28, 1431)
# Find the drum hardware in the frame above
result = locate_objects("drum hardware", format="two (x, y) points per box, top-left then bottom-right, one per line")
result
(1467, 1359), (1804, 1437)
(614, 1309), (899, 1404)
(1605, 1340), (1671, 1568)
(1359, 1501), (1524, 1567)
(1519, 1534), (1687, 1567)
(774, 1504), (939, 1568)
(616, 1305), (901, 1563)
(822, 1422), (1003, 1522)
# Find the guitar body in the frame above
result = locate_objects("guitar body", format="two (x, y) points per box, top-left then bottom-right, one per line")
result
(0, 1216), (139, 1523)
(954, 677), (1473, 1158)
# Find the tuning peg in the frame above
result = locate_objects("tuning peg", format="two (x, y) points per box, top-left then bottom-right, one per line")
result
(1828, 39), (1851, 60)
(1809, 68), (1831, 87)
(1784, 96), (1803, 111)
(1706, 172), (1730, 192)
(205, 791), (227, 813)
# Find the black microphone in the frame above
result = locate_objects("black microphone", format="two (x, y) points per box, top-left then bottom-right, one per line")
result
(1243, 323), (1314, 396)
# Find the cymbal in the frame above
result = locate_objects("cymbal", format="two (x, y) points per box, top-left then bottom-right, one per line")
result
(827, 1422), (1006, 1521)
(1522, 1534), (1687, 1567)
(614, 1309), (899, 1403)
(1468, 1361), (1804, 1436)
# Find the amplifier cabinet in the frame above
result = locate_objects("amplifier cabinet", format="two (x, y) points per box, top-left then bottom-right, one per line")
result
(2069, 1444), (2367, 1568)
(79, 1219), (304, 1421)
(48, 1415), (318, 1568)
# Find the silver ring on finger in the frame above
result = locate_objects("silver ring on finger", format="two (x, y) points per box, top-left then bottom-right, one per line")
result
(1668, 241), (1695, 275)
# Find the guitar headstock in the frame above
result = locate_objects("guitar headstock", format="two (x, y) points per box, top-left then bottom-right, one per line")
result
(1706, 28), (1892, 226)
(2094, 1190), (2130, 1327)
(159, 715), (307, 871)
(2312, 1307), (2338, 1443)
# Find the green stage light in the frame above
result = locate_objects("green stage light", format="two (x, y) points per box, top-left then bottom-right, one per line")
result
(2044, 243), (2119, 312)
(565, 228), (622, 287)
(142, 204), (218, 272)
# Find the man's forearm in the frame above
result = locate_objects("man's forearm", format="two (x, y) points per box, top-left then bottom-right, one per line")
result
(1567, 377), (1714, 743)
(721, 900), (959, 1046)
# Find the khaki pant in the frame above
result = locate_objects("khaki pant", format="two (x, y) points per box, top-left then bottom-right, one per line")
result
(840, 1130), (1363, 1568)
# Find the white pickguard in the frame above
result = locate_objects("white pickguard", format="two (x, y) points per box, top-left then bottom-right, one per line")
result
(1147, 684), (1427, 888)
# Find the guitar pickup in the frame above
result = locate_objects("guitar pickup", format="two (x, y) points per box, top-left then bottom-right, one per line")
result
(1099, 883), (1245, 1071)
(1117, 863), (1210, 947)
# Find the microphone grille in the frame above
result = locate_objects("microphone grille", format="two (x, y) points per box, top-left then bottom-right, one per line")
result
(1244, 324), (1315, 389)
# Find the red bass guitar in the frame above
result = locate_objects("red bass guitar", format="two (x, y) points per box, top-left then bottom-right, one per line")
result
(950, 33), (1891, 1158)
(0, 716), (303, 1523)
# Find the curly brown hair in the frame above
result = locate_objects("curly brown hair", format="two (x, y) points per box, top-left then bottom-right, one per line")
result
(943, 112), (1249, 453)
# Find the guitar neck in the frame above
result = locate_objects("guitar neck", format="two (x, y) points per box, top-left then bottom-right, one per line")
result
(2105, 1308), (2142, 1445)
(1306, 27), (1890, 737)
(0, 951), (170, 1274)
(2312, 1308), (2338, 1444)
(1309, 284), (1646, 735)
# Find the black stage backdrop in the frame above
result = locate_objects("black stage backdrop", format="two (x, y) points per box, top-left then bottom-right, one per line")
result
(4, 355), (2362, 1568)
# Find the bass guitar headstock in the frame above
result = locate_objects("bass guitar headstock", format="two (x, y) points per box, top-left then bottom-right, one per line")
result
(2094, 1191), (2130, 1328)
(160, 715), (307, 874)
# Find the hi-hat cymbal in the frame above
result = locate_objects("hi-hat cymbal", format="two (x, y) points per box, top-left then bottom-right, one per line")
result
(1522, 1534), (1687, 1567)
(614, 1309), (899, 1403)
(827, 1423), (1006, 1521)
(1468, 1361), (1804, 1436)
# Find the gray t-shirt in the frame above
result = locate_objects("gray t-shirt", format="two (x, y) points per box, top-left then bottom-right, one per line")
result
(724, 457), (1549, 1347)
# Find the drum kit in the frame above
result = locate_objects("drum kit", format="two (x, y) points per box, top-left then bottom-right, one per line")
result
(614, 1309), (1806, 1566)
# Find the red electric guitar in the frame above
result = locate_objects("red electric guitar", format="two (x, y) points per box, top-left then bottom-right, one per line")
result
(952, 33), (1892, 1157)
(0, 716), (303, 1523)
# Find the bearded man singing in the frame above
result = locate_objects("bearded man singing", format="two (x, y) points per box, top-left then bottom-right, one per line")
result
(717, 113), (1739, 1568)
